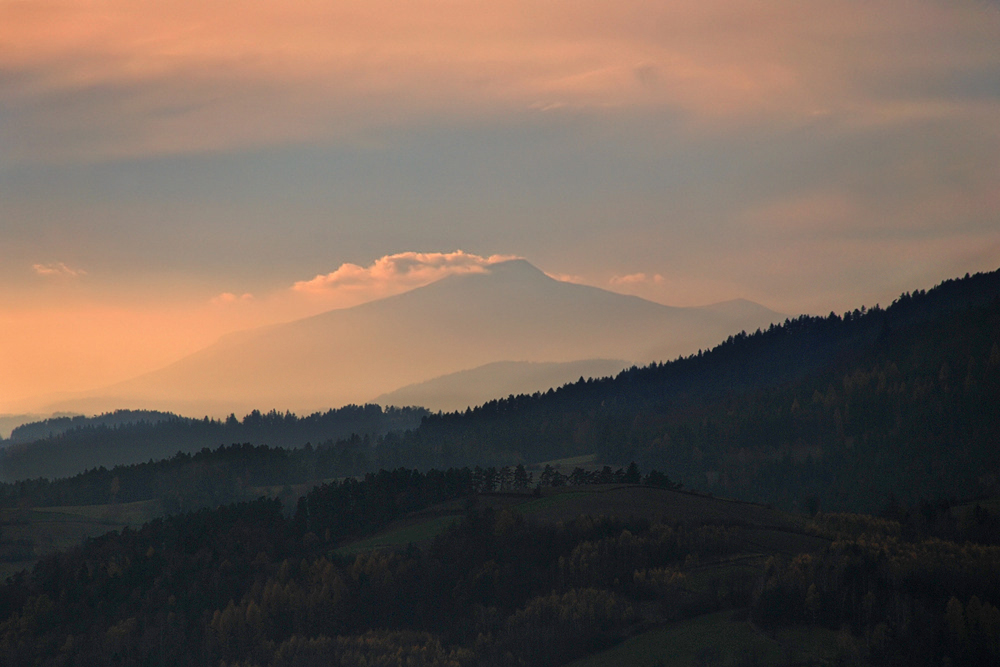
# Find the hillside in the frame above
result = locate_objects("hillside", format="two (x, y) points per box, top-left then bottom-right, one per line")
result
(2, 465), (997, 667)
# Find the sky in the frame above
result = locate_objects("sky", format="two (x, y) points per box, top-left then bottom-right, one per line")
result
(2, 0), (999, 412)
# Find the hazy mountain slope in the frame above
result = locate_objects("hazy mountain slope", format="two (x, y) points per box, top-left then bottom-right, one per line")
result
(59, 260), (784, 415)
(373, 359), (630, 412)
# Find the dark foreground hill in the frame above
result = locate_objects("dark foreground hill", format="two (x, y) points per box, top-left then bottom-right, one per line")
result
(1, 466), (998, 667)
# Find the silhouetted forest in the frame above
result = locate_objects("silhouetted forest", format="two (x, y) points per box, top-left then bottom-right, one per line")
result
(0, 405), (428, 482)
(2, 466), (999, 666)
(4, 411), (179, 445)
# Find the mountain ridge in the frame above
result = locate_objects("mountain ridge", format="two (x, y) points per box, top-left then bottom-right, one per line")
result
(372, 358), (631, 412)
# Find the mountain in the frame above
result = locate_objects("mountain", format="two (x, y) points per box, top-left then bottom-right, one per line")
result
(51, 260), (784, 416)
(372, 359), (630, 412)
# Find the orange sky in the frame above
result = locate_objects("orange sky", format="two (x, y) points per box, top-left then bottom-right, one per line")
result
(2, 0), (999, 413)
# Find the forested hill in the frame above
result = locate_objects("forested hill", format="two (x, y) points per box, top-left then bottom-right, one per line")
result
(401, 268), (1000, 510)
(3, 465), (999, 667)
(4, 410), (178, 445)
(0, 405), (427, 482)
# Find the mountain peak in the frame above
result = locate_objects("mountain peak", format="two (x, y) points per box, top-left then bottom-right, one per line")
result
(426, 258), (554, 292)
(484, 258), (548, 277)
(61, 258), (786, 416)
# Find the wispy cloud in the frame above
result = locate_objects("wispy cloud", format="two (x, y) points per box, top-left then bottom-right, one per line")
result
(610, 272), (663, 286)
(545, 272), (586, 284)
(4, 0), (997, 162)
(293, 251), (520, 297)
(32, 262), (86, 278)
(210, 292), (254, 306)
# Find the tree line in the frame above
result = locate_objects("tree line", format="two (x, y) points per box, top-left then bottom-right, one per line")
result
(0, 405), (427, 482)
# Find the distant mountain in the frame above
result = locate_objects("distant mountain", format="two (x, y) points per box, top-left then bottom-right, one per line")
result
(53, 260), (784, 416)
(373, 359), (630, 412)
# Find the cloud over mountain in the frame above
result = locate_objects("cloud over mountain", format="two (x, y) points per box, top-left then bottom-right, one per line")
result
(292, 251), (519, 297)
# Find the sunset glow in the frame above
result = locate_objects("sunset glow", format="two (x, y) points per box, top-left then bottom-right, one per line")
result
(2, 0), (999, 413)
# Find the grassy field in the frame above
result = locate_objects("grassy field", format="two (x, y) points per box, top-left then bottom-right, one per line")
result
(566, 609), (846, 667)
(335, 515), (461, 555)
(30, 499), (163, 525)
(566, 610), (781, 667)
(331, 483), (827, 563)
(529, 453), (598, 472)
(512, 485), (814, 537)
(512, 490), (593, 515)
(0, 499), (163, 581)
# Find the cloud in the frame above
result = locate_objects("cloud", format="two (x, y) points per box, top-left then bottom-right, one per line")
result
(610, 272), (664, 286)
(4, 0), (997, 162)
(293, 251), (520, 297)
(210, 292), (254, 306)
(32, 262), (86, 278)
(545, 272), (586, 284)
